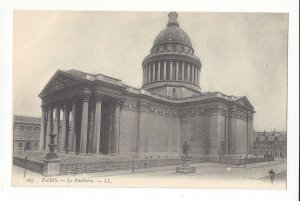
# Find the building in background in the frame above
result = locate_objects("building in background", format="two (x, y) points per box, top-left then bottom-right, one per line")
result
(13, 115), (41, 152)
(13, 115), (71, 153)
(252, 130), (287, 158)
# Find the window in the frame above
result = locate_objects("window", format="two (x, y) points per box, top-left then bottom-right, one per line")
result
(35, 143), (38, 147)
(13, 124), (18, 130)
(34, 127), (40, 132)
(19, 125), (25, 131)
(27, 126), (32, 131)
(18, 143), (22, 147)
(173, 88), (176, 93)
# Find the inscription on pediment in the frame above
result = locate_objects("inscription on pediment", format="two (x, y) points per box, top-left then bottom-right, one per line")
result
(43, 75), (81, 95)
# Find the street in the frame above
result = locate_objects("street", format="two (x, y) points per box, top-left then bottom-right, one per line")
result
(12, 160), (286, 188)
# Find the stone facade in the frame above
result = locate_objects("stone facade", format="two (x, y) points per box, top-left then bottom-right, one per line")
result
(252, 130), (287, 158)
(13, 115), (41, 151)
(39, 12), (255, 157)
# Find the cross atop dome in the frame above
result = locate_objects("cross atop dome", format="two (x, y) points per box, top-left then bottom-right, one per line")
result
(167, 12), (179, 27)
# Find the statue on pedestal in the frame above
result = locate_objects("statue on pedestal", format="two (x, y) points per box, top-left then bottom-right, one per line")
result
(176, 141), (195, 174)
(182, 141), (190, 159)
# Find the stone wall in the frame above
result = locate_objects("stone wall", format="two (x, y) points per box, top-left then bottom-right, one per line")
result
(119, 109), (138, 154)
(180, 115), (207, 155)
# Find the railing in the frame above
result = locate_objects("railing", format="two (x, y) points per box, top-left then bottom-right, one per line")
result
(13, 156), (44, 174)
(60, 157), (210, 175)
(13, 154), (275, 175)
(207, 155), (274, 165)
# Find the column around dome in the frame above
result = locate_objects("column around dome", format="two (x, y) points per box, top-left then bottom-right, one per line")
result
(170, 60), (173, 80)
(187, 63), (190, 82)
(196, 66), (198, 84)
(143, 67), (145, 84)
(152, 63), (155, 82)
(176, 61), (179, 80)
(181, 62), (184, 81)
(157, 61), (161, 81)
(191, 65), (194, 83)
(163, 61), (167, 80)
(148, 64), (151, 83)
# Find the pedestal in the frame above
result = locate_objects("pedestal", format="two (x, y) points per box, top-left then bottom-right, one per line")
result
(176, 158), (196, 174)
(42, 156), (61, 176)
(43, 133), (61, 176)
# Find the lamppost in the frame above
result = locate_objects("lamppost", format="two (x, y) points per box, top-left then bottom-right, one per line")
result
(132, 155), (135, 173)
(45, 132), (59, 160)
(24, 156), (28, 178)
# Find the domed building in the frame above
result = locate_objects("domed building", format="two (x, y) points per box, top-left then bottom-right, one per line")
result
(39, 12), (255, 157)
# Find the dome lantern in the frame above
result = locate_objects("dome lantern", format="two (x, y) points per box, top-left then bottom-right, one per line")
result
(167, 12), (179, 27)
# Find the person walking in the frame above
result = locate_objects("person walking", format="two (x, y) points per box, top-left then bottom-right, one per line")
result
(269, 169), (275, 184)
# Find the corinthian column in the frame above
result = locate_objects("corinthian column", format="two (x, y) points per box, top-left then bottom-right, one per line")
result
(170, 60), (173, 80)
(152, 63), (155, 82)
(79, 93), (90, 154)
(187, 63), (190, 82)
(157, 62), (161, 81)
(142, 67), (145, 85)
(60, 103), (70, 152)
(93, 94), (102, 153)
(163, 61), (167, 80)
(39, 105), (47, 150)
(148, 65), (151, 83)
(70, 100), (77, 153)
(181, 62), (185, 81)
(176, 61), (179, 80)
(191, 65), (194, 83)
(112, 100), (121, 154)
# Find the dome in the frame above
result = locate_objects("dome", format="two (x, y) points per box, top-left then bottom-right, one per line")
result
(142, 12), (202, 97)
(152, 12), (193, 49)
(153, 26), (193, 48)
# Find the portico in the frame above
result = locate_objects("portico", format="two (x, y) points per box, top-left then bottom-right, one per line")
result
(39, 71), (124, 155)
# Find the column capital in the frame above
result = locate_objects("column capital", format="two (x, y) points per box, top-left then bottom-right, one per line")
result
(41, 104), (48, 110)
(81, 94), (90, 102)
(62, 102), (72, 111)
(95, 94), (103, 102)
(114, 99), (123, 106)
(81, 88), (92, 102)
(55, 104), (62, 110)
(47, 105), (54, 111)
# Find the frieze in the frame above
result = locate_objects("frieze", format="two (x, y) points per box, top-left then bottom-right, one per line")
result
(171, 110), (178, 117)
(121, 99), (235, 119)
(235, 111), (247, 120)
(122, 101), (130, 109)
(157, 107), (164, 115)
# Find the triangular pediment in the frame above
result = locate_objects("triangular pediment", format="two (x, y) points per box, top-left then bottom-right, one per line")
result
(39, 70), (85, 97)
(236, 96), (254, 110)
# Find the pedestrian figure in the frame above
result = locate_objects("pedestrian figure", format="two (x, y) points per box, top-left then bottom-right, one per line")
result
(182, 141), (190, 159)
(269, 169), (275, 184)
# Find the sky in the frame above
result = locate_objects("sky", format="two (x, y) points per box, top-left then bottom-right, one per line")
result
(13, 11), (288, 131)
